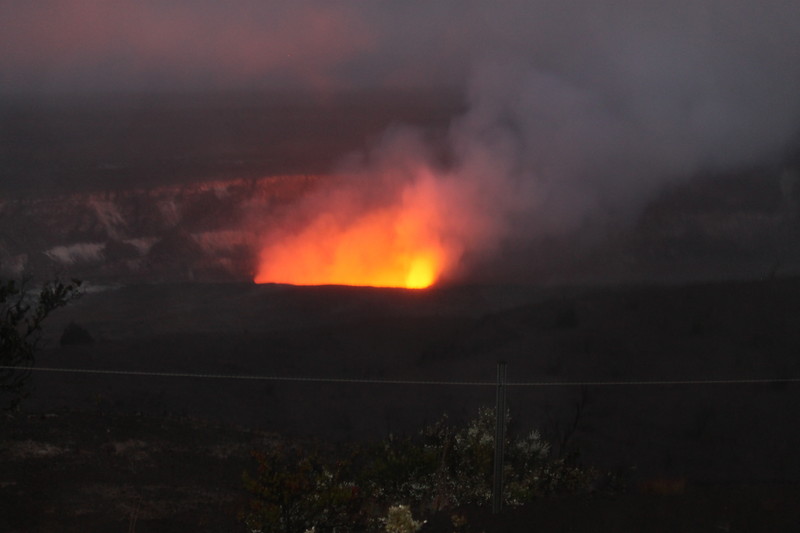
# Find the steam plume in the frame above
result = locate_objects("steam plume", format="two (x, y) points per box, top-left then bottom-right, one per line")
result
(258, 1), (800, 283)
(4, 1), (800, 282)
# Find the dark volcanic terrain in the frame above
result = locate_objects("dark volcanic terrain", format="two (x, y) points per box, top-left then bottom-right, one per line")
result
(3, 93), (800, 531)
(2, 277), (800, 530)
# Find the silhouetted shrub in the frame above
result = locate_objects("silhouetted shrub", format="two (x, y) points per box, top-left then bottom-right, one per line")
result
(1, 277), (82, 409)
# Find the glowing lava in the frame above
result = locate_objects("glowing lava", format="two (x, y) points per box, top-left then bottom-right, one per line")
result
(254, 174), (458, 289)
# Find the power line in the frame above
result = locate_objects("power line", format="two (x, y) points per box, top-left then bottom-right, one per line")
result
(2, 365), (800, 387)
(512, 377), (800, 387)
(0, 365), (493, 387)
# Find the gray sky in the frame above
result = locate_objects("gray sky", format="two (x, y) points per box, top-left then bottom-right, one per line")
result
(2, 1), (798, 96)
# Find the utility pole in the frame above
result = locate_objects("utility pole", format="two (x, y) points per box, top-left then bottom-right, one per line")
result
(492, 361), (508, 514)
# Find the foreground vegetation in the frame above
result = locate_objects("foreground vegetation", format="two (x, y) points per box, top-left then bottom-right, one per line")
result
(241, 407), (612, 532)
(0, 276), (82, 410)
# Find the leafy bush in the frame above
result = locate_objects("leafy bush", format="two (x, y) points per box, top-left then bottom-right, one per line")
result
(241, 444), (365, 533)
(356, 432), (440, 508)
(242, 407), (607, 532)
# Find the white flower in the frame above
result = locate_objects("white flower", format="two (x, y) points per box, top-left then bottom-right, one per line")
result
(384, 505), (425, 533)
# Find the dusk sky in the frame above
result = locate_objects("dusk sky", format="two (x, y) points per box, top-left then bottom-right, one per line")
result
(2, 1), (799, 97)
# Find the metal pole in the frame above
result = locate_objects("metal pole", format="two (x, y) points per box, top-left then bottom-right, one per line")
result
(492, 361), (508, 514)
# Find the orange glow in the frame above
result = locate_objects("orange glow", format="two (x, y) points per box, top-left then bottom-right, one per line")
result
(254, 174), (458, 289)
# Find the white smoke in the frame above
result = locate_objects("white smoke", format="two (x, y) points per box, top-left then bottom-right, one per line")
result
(333, 1), (800, 279)
(5, 1), (800, 282)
